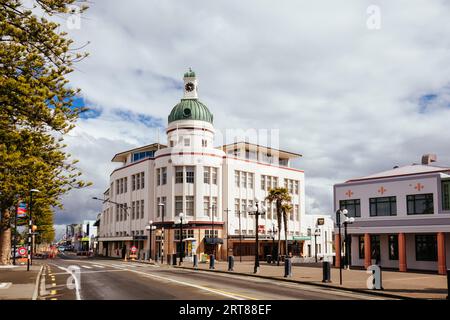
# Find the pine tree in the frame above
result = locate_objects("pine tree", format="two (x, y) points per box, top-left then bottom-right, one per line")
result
(0, 0), (90, 264)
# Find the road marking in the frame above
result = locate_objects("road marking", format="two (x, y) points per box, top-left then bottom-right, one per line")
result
(51, 290), (57, 295)
(32, 265), (44, 300)
(0, 282), (12, 289)
(89, 261), (257, 300)
(51, 270), (127, 275)
(81, 265), (93, 269)
(49, 263), (81, 300)
(91, 264), (105, 268)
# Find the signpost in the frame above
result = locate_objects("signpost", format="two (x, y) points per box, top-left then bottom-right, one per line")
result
(18, 247), (27, 256)
(130, 246), (137, 261)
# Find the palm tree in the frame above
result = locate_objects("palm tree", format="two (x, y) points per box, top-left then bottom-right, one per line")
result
(266, 187), (291, 265)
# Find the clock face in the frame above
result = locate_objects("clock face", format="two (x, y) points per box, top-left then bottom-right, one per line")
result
(185, 82), (195, 92)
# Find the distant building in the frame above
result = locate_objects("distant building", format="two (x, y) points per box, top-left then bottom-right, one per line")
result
(65, 220), (97, 252)
(302, 215), (334, 261)
(334, 154), (450, 274)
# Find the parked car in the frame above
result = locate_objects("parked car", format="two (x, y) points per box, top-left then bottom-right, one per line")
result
(57, 246), (66, 252)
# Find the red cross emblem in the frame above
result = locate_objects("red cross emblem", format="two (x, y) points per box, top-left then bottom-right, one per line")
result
(378, 186), (387, 195)
(345, 190), (353, 198)
(414, 183), (424, 191)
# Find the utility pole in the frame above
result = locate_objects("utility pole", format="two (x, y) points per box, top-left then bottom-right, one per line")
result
(224, 208), (231, 257)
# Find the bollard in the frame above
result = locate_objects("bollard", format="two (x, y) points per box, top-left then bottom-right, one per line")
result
(322, 261), (332, 283)
(193, 254), (198, 268)
(447, 269), (450, 300)
(209, 254), (215, 270)
(172, 254), (177, 266)
(228, 255), (234, 271)
(166, 254), (171, 265)
(266, 255), (272, 264)
(284, 257), (292, 278)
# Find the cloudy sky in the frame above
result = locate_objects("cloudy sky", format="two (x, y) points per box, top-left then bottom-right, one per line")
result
(50, 0), (450, 239)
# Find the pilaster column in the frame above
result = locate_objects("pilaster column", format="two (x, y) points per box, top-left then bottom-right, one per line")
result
(437, 232), (446, 275)
(364, 233), (371, 268)
(334, 233), (341, 267)
(398, 233), (407, 272)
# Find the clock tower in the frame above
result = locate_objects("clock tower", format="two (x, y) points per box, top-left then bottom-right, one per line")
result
(183, 68), (198, 99)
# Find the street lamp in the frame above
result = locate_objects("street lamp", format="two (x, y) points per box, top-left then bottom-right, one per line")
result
(28, 189), (40, 271)
(314, 228), (321, 263)
(335, 208), (348, 285)
(268, 222), (277, 264)
(210, 204), (216, 258)
(247, 198), (266, 274)
(176, 212), (186, 265)
(343, 216), (355, 270)
(145, 221), (156, 261)
(158, 202), (165, 263)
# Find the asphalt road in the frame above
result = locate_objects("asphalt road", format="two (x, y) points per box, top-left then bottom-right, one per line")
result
(37, 254), (385, 300)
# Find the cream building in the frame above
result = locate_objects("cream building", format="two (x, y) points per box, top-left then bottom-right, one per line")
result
(97, 69), (307, 261)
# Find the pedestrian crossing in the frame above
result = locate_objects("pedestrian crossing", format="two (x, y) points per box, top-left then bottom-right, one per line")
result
(71, 262), (159, 271)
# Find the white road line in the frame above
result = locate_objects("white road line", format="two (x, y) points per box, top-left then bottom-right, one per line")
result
(0, 282), (12, 289)
(91, 265), (105, 269)
(88, 261), (254, 300)
(32, 265), (44, 300)
(49, 263), (81, 300)
(81, 265), (93, 269)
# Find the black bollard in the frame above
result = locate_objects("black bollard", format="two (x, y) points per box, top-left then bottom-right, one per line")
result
(209, 254), (215, 269)
(284, 257), (292, 278)
(322, 261), (332, 283)
(447, 269), (450, 300)
(228, 255), (234, 271)
(193, 254), (198, 268)
(166, 254), (171, 265)
(172, 254), (177, 266)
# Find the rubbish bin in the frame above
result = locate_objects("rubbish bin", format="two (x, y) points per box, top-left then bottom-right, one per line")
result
(172, 254), (177, 265)
(266, 255), (272, 264)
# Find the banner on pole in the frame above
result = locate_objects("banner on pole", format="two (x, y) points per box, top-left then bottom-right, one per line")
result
(16, 202), (28, 226)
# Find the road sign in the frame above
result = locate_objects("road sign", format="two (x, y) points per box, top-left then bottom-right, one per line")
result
(18, 247), (27, 256)
(131, 246), (137, 253)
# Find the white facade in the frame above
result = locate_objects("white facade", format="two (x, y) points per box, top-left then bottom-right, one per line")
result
(97, 70), (306, 260)
(302, 215), (334, 262)
(334, 155), (450, 274)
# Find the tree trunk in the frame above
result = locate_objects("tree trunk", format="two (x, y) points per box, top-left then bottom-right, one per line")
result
(276, 201), (282, 265)
(0, 209), (12, 265)
(283, 209), (288, 256)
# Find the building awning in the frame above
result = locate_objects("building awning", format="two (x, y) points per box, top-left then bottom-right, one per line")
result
(204, 237), (223, 245)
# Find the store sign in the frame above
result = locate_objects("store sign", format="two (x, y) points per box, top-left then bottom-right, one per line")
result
(293, 236), (311, 241)
(317, 218), (325, 225)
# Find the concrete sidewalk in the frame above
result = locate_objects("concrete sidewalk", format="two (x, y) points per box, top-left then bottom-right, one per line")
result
(0, 263), (43, 300)
(174, 260), (448, 300)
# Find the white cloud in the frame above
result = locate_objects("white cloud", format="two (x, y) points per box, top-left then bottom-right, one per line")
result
(49, 0), (450, 230)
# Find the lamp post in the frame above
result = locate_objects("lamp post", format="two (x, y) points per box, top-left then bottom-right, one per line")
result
(268, 222), (277, 264)
(177, 212), (187, 265)
(335, 208), (348, 285)
(247, 198), (266, 274)
(210, 204), (216, 257)
(343, 216), (355, 270)
(314, 228), (321, 263)
(224, 208), (231, 258)
(28, 189), (40, 271)
(238, 210), (242, 263)
(158, 202), (165, 263)
(146, 221), (156, 261)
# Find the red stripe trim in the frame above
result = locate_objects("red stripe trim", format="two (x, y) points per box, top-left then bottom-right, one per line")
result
(110, 158), (154, 176)
(346, 169), (450, 183)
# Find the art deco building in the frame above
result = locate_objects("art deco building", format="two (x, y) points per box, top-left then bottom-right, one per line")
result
(98, 70), (307, 261)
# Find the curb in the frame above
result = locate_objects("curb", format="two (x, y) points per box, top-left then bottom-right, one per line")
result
(173, 265), (418, 300)
(32, 265), (44, 300)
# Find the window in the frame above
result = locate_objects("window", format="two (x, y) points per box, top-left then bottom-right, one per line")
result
(204, 197), (210, 216)
(141, 200), (144, 219)
(135, 174), (140, 190)
(116, 204), (119, 221)
(124, 177), (127, 193)
(248, 173), (254, 189)
(135, 201), (139, 220)
(175, 166), (183, 183)
(161, 197), (166, 218)
(289, 180), (294, 193)
(273, 177), (278, 189)
(132, 174), (136, 190)
(161, 167), (167, 185)
(202, 139), (207, 147)
(170, 140), (174, 147)
(141, 172), (145, 189)
(205, 230), (218, 238)
(234, 198), (240, 216)
(156, 169), (160, 186)
(388, 235), (398, 260)
(186, 166), (195, 183)
(131, 201), (135, 219)
(186, 196), (194, 216)
(119, 178), (123, 194)
(204, 167), (210, 184)
(241, 199), (247, 217)
(294, 181), (299, 195)
(212, 168), (218, 185)
(442, 181), (450, 210)
(241, 172), (247, 188)
(235, 171), (240, 187)
(267, 176), (272, 191)
(415, 235), (437, 261)
(370, 197), (397, 216)
(407, 194), (434, 215)
(184, 138), (190, 147)
(132, 150), (155, 162)
(339, 199), (361, 218)
(261, 175), (266, 190)
(156, 198), (160, 218)
(358, 235), (365, 259)
(370, 235), (380, 259)
(212, 197), (218, 217)
(175, 196), (183, 215)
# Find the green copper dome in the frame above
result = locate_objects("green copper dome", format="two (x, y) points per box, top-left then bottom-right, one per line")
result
(184, 69), (196, 77)
(168, 99), (213, 124)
